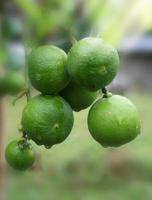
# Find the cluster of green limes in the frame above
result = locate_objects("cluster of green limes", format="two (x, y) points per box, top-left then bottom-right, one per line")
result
(5, 37), (141, 171)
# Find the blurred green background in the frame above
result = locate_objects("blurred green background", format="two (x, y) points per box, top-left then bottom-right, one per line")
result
(1, 0), (152, 200)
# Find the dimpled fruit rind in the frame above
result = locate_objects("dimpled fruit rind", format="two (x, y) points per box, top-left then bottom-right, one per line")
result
(5, 140), (35, 170)
(60, 81), (99, 112)
(21, 95), (74, 146)
(88, 95), (141, 147)
(67, 37), (119, 91)
(28, 45), (70, 94)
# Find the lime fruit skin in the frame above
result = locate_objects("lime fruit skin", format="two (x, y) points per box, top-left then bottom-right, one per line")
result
(21, 95), (74, 146)
(60, 81), (99, 112)
(5, 140), (35, 171)
(88, 95), (141, 147)
(67, 37), (119, 91)
(28, 45), (70, 94)
(3, 72), (25, 95)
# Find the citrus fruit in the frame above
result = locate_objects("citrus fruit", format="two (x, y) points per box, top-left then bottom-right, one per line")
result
(88, 95), (141, 147)
(5, 140), (35, 170)
(60, 81), (99, 112)
(3, 72), (25, 95)
(21, 95), (74, 147)
(28, 45), (70, 94)
(67, 37), (119, 91)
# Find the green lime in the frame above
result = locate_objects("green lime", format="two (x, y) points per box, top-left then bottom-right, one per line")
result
(67, 37), (119, 91)
(28, 45), (70, 94)
(21, 95), (74, 147)
(5, 140), (35, 170)
(88, 95), (141, 147)
(60, 81), (99, 112)
(3, 72), (25, 95)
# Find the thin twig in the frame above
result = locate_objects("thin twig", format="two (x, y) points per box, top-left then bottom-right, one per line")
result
(102, 87), (112, 98)
(102, 87), (108, 95)
(70, 35), (77, 45)
(12, 88), (30, 105)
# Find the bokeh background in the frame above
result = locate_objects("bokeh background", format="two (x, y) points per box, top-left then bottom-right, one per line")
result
(0, 0), (152, 199)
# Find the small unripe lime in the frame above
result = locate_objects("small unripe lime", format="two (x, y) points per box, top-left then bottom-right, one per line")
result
(5, 140), (35, 170)
(88, 95), (141, 147)
(67, 37), (119, 91)
(28, 45), (70, 94)
(60, 81), (99, 112)
(3, 72), (25, 95)
(21, 95), (74, 147)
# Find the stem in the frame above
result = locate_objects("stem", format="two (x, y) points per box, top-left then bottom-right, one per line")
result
(22, 130), (28, 140)
(102, 87), (108, 95)
(25, 88), (31, 101)
(24, 44), (31, 99)
(12, 88), (30, 105)
(70, 35), (77, 45)
(102, 87), (112, 98)
(23, 17), (32, 101)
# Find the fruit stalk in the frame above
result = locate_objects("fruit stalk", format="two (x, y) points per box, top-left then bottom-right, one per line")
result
(102, 87), (108, 95)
